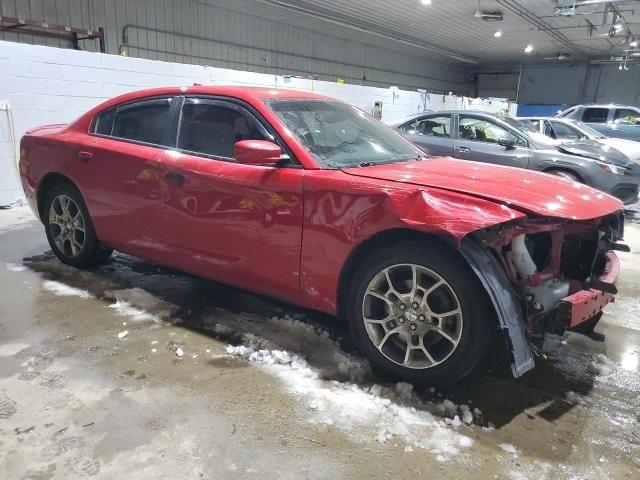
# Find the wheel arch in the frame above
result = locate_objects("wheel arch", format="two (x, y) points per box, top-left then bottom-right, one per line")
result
(336, 228), (461, 320)
(540, 166), (586, 183)
(36, 172), (79, 221)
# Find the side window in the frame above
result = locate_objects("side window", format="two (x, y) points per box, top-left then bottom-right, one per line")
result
(111, 98), (173, 145)
(582, 108), (609, 123)
(177, 100), (269, 159)
(93, 108), (115, 135)
(413, 116), (451, 137)
(550, 121), (581, 140)
(526, 119), (541, 130)
(613, 108), (640, 125)
(398, 119), (417, 133)
(458, 116), (525, 146)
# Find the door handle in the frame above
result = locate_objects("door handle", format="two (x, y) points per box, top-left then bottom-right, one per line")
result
(78, 151), (93, 162)
(164, 172), (185, 185)
(455, 146), (471, 153)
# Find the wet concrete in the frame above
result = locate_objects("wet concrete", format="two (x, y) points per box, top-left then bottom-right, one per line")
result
(1, 204), (640, 479)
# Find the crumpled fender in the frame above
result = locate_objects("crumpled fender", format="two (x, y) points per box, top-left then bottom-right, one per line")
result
(459, 236), (535, 377)
(394, 188), (527, 246)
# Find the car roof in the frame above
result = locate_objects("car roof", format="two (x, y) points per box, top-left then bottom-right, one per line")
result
(97, 85), (332, 110)
(569, 104), (638, 108)
(389, 110), (500, 126)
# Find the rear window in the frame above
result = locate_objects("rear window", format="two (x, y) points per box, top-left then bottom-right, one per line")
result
(93, 108), (115, 135)
(92, 98), (174, 146)
(582, 108), (609, 123)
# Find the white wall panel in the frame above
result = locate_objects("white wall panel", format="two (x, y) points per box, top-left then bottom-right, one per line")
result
(0, 0), (468, 93)
(0, 41), (509, 205)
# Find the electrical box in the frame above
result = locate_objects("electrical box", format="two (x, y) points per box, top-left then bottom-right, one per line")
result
(372, 101), (383, 120)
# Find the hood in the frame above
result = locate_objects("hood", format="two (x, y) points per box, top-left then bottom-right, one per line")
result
(554, 140), (631, 166)
(601, 138), (640, 163)
(342, 158), (622, 221)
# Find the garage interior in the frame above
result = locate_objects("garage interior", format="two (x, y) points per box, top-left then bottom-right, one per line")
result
(1, 1), (640, 479)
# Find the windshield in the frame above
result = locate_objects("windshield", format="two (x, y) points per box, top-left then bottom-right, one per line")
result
(499, 116), (558, 146)
(267, 99), (424, 168)
(572, 121), (607, 139)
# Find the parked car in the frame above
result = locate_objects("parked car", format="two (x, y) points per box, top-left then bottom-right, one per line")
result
(518, 116), (640, 164)
(20, 86), (626, 384)
(390, 111), (640, 204)
(557, 104), (640, 141)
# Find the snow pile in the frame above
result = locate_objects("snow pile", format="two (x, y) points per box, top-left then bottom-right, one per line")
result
(106, 288), (179, 323)
(5, 262), (28, 272)
(42, 280), (93, 299)
(565, 391), (588, 406)
(225, 339), (474, 458)
(588, 353), (615, 377)
(498, 443), (519, 455)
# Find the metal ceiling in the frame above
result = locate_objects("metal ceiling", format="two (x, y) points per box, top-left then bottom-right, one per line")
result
(216, 0), (640, 65)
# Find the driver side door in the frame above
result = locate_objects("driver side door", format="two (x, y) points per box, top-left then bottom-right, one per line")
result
(159, 97), (304, 300)
(396, 114), (454, 156)
(452, 115), (530, 169)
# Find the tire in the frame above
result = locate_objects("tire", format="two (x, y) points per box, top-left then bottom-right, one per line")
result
(546, 169), (581, 182)
(43, 182), (112, 268)
(345, 241), (492, 385)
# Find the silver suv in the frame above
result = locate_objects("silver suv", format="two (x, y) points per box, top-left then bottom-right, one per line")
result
(557, 105), (640, 141)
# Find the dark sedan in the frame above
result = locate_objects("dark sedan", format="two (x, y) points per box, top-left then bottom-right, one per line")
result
(390, 111), (640, 205)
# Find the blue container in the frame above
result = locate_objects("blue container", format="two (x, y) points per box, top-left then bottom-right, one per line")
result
(516, 104), (567, 117)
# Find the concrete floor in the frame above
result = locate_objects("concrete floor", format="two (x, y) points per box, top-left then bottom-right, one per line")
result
(1, 204), (639, 479)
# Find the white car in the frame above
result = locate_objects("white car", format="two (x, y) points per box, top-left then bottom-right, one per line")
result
(518, 116), (640, 164)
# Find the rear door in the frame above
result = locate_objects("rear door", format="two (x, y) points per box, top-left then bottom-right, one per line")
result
(396, 114), (454, 156)
(452, 114), (530, 168)
(81, 97), (176, 257)
(159, 97), (304, 299)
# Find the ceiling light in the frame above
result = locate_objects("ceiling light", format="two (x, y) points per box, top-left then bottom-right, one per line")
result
(494, 30), (503, 38)
(631, 39), (638, 47)
(421, 0), (432, 5)
(614, 23), (623, 31)
(524, 44), (534, 53)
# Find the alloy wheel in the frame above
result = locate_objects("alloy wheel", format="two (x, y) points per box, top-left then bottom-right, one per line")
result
(361, 263), (463, 369)
(48, 194), (86, 258)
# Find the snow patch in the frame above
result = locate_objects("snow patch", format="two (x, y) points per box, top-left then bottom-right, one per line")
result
(6, 262), (27, 272)
(498, 443), (519, 455)
(225, 339), (474, 458)
(107, 288), (178, 323)
(0, 343), (31, 357)
(42, 280), (93, 298)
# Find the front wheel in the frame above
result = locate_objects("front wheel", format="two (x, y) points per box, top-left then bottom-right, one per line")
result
(43, 183), (112, 268)
(345, 241), (492, 385)
(546, 169), (581, 182)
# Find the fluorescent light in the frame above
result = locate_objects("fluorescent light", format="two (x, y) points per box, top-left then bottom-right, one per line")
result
(524, 44), (534, 53)
(421, 0), (432, 5)
(494, 30), (503, 38)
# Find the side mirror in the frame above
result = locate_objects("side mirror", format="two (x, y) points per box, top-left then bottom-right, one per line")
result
(233, 140), (283, 166)
(498, 138), (516, 149)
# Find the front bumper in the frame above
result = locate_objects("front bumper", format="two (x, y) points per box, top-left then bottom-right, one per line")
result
(557, 251), (619, 328)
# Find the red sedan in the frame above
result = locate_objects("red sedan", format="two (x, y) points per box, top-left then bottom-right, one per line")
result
(19, 86), (625, 384)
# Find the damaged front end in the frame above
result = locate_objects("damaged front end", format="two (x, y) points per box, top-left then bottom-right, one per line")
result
(461, 210), (626, 377)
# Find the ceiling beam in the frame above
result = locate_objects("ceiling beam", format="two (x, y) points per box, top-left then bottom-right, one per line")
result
(495, 0), (591, 59)
(255, 0), (479, 64)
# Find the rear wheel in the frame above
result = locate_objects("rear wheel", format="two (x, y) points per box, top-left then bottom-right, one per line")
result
(43, 183), (112, 268)
(345, 241), (493, 385)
